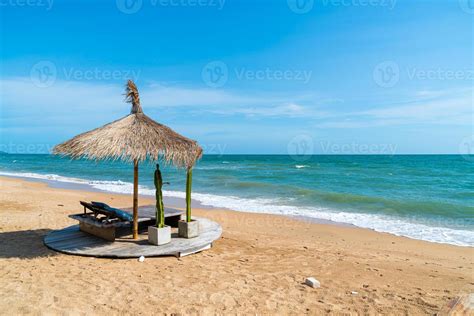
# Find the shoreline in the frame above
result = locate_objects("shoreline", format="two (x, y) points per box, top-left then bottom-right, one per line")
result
(0, 173), (356, 228)
(1, 173), (471, 248)
(0, 173), (470, 251)
(0, 176), (473, 314)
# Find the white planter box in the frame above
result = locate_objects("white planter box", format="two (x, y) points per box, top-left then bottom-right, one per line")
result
(178, 219), (199, 239)
(148, 225), (171, 245)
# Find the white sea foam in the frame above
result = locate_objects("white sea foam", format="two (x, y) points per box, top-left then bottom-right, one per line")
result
(295, 165), (308, 169)
(1, 170), (472, 247)
(0, 171), (90, 184)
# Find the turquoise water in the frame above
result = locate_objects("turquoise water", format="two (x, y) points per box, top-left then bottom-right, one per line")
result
(0, 154), (472, 246)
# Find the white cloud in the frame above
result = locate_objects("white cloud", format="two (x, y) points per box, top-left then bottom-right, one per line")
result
(2, 77), (469, 130)
(0, 78), (122, 109)
(0, 78), (327, 121)
(315, 88), (473, 128)
(205, 102), (321, 117)
(143, 83), (270, 107)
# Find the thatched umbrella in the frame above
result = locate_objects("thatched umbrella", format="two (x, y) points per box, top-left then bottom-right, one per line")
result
(53, 80), (202, 239)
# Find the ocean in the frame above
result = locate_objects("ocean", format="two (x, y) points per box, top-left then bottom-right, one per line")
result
(0, 153), (472, 247)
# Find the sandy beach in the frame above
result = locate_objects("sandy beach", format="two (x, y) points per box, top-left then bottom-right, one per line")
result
(0, 176), (472, 315)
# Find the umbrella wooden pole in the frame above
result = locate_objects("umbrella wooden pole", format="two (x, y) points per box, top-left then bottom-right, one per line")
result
(133, 159), (139, 239)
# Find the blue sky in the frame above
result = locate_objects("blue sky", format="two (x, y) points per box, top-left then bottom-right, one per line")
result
(0, 0), (472, 155)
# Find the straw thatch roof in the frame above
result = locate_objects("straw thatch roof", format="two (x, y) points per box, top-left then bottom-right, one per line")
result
(53, 80), (202, 168)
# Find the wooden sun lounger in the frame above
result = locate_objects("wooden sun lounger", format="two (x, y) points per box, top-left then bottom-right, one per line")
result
(79, 201), (124, 220)
(70, 204), (183, 241)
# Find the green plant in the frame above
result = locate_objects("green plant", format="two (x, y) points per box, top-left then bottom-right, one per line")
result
(154, 164), (165, 228)
(186, 168), (193, 222)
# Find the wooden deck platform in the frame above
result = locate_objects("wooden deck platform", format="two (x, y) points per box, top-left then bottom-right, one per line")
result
(44, 216), (222, 258)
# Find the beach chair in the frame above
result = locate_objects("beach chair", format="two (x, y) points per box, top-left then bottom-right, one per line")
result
(71, 201), (183, 241)
(80, 201), (133, 222)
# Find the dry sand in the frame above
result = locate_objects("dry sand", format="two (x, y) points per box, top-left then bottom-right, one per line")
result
(0, 176), (472, 315)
